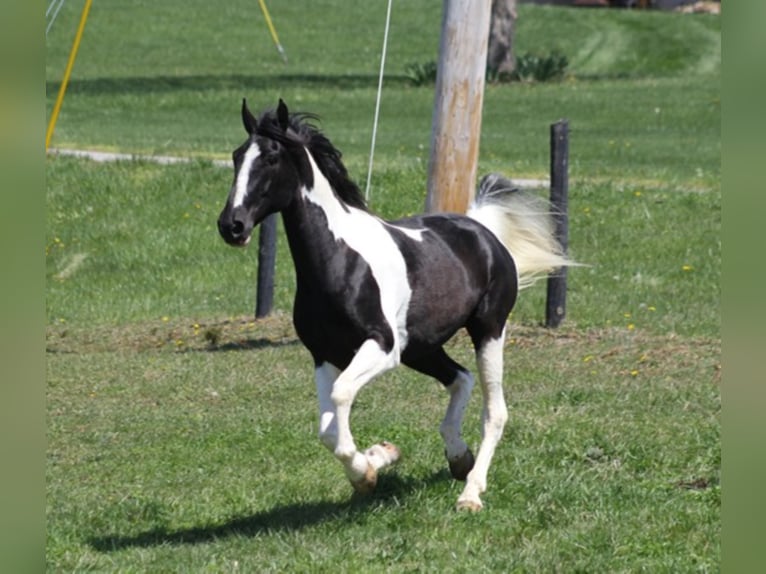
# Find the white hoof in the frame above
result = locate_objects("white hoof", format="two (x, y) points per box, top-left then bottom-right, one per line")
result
(456, 482), (484, 511)
(456, 496), (483, 512)
(350, 463), (377, 494)
(364, 441), (401, 471)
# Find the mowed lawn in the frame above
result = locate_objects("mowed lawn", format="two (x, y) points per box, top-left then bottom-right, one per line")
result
(46, 1), (720, 571)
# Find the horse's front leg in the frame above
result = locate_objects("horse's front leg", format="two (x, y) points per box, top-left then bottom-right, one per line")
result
(315, 339), (401, 493)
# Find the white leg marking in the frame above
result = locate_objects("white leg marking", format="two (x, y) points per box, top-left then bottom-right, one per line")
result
(440, 370), (475, 461)
(315, 362), (341, 453)
(457, 330), (509, 511)
(330, 339), (400, 485)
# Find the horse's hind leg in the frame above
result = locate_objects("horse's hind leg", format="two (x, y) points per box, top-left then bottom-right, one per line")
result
(456, 328), (509, 512)
(402, 348), (476, 480)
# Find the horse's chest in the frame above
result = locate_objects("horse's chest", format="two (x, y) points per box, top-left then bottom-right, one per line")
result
(292, 283), (390, 369)
(290, 216), (416, 368)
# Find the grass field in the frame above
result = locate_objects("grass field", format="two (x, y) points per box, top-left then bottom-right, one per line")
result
(46, 1), (720, 571)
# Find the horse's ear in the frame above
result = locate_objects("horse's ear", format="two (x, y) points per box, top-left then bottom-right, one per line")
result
(277, 99), (289, 131)
(242, 98), (257, 135)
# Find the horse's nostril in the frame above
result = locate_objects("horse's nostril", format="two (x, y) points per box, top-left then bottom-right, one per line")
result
(231, 220), (245, 236)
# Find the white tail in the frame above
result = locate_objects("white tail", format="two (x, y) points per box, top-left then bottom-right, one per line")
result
(467, 173), (574, 289)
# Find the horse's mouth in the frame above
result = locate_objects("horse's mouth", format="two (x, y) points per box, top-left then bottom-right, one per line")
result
(233, 234), (252, 247)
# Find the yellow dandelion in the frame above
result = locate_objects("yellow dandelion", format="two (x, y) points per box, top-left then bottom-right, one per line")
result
(583, 355), (593, 363)
(634, 191), (642, 197)
(162, 316), (170, 323)
(682, 264), (693, 272)
(627, 323), (635, 331)
(648, 306), (656, 312)
(630, 370), (639, 377)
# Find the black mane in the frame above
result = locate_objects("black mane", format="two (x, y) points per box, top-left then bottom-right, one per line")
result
(256, 109), (368, 211)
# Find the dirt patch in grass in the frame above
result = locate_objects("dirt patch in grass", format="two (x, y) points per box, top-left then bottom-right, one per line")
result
(46, 313), (298, 355)
(47, 316), (720, 385)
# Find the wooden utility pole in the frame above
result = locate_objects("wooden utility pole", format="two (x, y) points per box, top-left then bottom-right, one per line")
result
(425, 0), (493, 214)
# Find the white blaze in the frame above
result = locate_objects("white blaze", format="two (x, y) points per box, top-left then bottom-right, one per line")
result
(232, 143), (261, 208)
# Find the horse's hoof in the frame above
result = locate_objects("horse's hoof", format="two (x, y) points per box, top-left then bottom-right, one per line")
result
(350, 463), (378, 494)
(365, 441), (401, 470)
(447, 448), (475, 481)
(456, 497), (483, 512)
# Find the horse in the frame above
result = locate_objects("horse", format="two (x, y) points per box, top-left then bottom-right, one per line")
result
(217, 99), (572, 511)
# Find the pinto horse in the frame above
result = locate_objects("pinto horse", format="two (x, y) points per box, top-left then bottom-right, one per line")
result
(218, 99), (571, 511)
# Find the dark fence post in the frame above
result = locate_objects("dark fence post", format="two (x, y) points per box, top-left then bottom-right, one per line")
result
(255, 213), (277, 318)
(546, 120), (569, 328)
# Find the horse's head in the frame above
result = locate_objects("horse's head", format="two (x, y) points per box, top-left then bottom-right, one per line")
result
(217, 99), (302, 246)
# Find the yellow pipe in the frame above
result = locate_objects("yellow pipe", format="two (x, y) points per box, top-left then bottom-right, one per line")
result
(257, 0), (287, 63)
(46, 0), (93, 151)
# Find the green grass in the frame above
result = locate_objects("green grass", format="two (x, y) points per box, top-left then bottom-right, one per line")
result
(46, 1), (720, 571)
(47, 318), (719, 572)
(46, 2), (720, 184)
(46, 157), (720, 336)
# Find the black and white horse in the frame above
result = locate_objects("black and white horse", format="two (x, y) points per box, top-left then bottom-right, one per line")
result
(218, 99), (571, 511)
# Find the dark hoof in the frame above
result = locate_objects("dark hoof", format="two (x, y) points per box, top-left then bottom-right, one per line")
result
(447, 449), (475, 481)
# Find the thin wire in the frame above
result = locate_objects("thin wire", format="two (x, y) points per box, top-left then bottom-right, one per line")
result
(46, 0), (67, 36)
(365, 0), (394, 203)
(46, 0), (61, 18)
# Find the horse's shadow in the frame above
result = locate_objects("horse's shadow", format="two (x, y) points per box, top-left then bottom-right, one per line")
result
(89, 470), (450, 551)
(200, 337), (300, 353)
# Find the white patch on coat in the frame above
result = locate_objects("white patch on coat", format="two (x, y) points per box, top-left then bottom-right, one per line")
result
(383, 221), (424, 242)
(300, 150), (418, 353)
(232, 143), (261, 208)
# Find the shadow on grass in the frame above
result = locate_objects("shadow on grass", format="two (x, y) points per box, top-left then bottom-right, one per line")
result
(47, 72), (414, 97)
(89, 470), (450, 551)
(195, 337), (301, 353)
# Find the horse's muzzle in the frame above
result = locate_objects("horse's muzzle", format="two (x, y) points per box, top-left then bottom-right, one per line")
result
(218, 207), (252, 247)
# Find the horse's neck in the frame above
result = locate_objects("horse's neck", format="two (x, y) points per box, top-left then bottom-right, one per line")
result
(281, 149), (369, 286)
